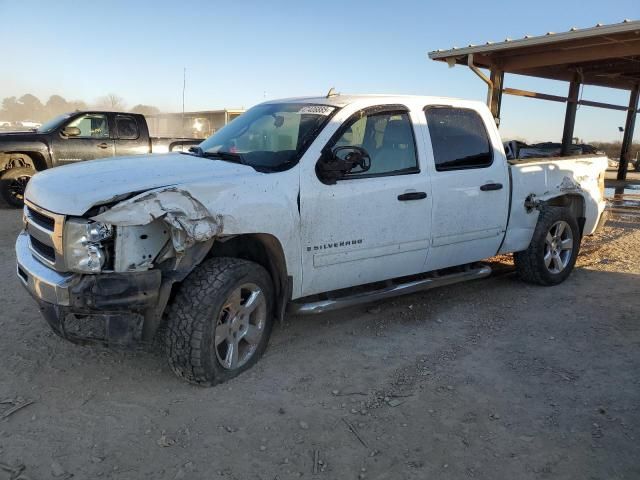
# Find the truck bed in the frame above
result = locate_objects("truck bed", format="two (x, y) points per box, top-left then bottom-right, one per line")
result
(507, 153), (605, 165)
(150, 137), (203, 153)
(499, 154), (608, 255)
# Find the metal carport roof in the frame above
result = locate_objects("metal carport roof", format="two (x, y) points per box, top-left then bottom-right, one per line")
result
(428, 20), (640, 179)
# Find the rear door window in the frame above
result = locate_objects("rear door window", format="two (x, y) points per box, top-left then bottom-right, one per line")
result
(116, 115), (140, 140)
(425, 107), (493, 171)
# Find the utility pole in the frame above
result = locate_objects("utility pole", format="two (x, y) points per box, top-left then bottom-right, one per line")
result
(182, 67), (186, 137)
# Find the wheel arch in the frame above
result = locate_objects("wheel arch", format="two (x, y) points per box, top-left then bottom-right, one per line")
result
(543, 194), (586, 235)
(206, 234), (291, 321)
(0, 149), (49, 171)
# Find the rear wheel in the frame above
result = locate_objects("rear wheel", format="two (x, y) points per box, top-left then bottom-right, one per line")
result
(164, 257), (274, 385)
(0, 167), (35, 208)
(514, 206), (581, 285)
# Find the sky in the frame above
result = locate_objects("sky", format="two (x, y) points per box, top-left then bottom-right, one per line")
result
(0, 0), (638, 142)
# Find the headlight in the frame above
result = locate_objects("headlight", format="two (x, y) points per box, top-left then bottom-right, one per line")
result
(63, 219), (113, 273)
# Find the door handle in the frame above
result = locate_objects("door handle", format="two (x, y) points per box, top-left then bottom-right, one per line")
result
(480, 183), (503, 191)
(398, 192), (427, 201)
(97, 143), (109, 149)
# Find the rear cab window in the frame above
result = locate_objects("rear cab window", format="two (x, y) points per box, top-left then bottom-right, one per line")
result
(424, 106), (493, 171)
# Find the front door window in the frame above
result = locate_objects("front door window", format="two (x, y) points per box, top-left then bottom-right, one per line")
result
(66, 114), (110, 138)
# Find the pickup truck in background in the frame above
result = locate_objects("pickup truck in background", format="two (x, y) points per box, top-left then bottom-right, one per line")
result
(16, 94), (608, 385)
(0, 111), (203, 207)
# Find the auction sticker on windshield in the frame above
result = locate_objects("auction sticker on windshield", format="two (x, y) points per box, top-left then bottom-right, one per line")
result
(298, 105), (335, 115)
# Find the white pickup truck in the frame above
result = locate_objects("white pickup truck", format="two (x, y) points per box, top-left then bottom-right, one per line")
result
(16, 94), (608, 385)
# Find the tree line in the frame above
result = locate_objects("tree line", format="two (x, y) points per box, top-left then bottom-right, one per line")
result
(0, 93), (161, 122)
(591, 142), (639, 161)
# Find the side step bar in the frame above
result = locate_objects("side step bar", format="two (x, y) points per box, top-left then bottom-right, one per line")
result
(288, 264), (492, 315)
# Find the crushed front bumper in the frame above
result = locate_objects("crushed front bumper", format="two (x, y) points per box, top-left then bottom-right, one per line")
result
(16, 231), (162, 346)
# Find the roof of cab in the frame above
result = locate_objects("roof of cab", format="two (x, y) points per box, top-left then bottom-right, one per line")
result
(263, 93), (485, 109)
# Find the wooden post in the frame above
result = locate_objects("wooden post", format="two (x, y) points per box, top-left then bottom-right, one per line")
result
(489, 70), (504, 126)
(561, 79), (581, 156)
(616, 84), (639, 181)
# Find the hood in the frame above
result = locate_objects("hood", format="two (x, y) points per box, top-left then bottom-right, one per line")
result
(0, 131), (44, 140)
(25, 153), (259, 215)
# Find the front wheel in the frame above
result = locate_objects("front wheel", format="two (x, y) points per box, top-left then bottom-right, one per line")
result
(514, 207), (581, 286)
(164, 257), (274, 385)
(0, 167), (34, 208)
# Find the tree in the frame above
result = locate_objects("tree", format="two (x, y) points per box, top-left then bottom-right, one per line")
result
(1, 97), (19, 121)
(45, 95), (69, 117)
(18, 94), (43, 120)
(67, 100), (87, 112)
(130, 104), (160, 115)
(96, 93), (126, 110)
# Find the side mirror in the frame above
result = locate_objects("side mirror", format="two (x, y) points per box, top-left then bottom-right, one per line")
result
(62, 126), (81, 137)
(316, 146), (371, 185)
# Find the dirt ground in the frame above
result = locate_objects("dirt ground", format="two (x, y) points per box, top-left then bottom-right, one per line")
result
(0, 206), (638, 480)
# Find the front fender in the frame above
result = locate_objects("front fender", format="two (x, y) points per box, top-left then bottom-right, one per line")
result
(0, 139), (52, 170)
(90, 171), (302, 294)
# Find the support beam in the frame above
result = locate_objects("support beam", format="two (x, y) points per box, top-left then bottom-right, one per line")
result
(561, 79), (581, 156)
(617, 84), (639, 180)
(503, 87), (566, 103)
(578, 99), (629, 112)
(489, 70), (504, 126)
(503, 87), (632, 111)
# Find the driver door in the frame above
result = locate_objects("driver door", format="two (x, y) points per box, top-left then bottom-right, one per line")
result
(299, 105), (432, 297)
(51, 113), (115, 165)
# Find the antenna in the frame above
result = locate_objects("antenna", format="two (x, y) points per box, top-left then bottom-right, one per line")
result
(182, 67), (186, 137)
(326, 87), (338, 98)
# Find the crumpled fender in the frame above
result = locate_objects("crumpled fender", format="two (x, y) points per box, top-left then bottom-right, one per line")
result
(524, 175), (585, 210)
(91, 187), (223, 253)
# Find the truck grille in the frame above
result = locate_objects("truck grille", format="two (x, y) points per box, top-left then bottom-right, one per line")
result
(29, 236), (56, 262)
(24, 200), (66, 271)
(26, 206), (55, 231)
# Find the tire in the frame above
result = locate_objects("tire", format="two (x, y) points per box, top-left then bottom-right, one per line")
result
(164, 257), (274, 385)
(514, 206), (581, 286)
(0, 167), (35, 208)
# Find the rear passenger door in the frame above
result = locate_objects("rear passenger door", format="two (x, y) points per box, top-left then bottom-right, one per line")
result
(423, 105), (509, 271)
(114, 114), (149, 157)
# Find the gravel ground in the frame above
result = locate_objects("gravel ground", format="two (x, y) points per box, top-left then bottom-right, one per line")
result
(0, 206), (638, 480)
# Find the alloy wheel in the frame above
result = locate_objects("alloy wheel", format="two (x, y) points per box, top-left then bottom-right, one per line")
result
(8, 175), (30, 203)
(544, 220), (573, 274)
(214, 282), (267, 370)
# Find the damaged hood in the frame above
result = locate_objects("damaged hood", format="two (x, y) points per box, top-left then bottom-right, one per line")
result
(25, 153), (258, 215)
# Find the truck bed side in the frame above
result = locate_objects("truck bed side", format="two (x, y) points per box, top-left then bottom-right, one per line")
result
(499, 154), (608, 254)
(150, 137), (203, 154)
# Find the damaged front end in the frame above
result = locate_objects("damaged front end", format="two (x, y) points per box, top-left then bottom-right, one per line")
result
(92, 186), (223, 259)
(17, 188), (221, 346)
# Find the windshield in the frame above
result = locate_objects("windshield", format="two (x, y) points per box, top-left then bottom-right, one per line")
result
(37, 113), (72, 133)
(196, 103), (337, 172)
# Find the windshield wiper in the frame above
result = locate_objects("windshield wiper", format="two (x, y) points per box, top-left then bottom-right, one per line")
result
(189, 146), (246, 165)
(182, 146), (205, 157)
(204, 151), (246, 165)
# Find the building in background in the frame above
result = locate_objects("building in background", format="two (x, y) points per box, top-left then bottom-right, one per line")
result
(146, 109), (245, 138)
